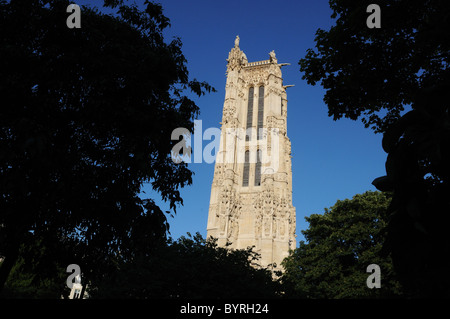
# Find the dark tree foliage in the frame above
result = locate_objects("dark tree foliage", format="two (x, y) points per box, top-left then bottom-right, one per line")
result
(1, 237), (68, 298)
(300, 0), (450, 134)
(372, 87), (450, 297)
(90, 233), (281, 299)
(300, 0), (450, 297)
(0, 0), (214, 295)
(281, 191), (403, 299)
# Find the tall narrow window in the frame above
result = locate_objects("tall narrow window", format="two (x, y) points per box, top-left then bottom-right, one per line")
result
(280, 96), (283, 115)
(246, 87), (254, 141)
(257, 86), (264, 140)
(254, 149), (262, 186)
(242, 150), (250, 186)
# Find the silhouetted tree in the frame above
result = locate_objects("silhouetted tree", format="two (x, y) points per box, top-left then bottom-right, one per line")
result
(0, 0), (214, 294)
(1, 236), (68, 298)
(299, 0), (450, 297)
(281, 191), (403, 298)
(90, 233), (281, 299)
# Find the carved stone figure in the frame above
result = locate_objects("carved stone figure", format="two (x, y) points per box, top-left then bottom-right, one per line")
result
(269, 50), (277, 63)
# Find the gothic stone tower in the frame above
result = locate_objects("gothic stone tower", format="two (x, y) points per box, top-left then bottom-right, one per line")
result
(206, 36), (296, 269)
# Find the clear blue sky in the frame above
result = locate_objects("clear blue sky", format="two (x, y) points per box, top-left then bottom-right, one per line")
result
(81, 0), (387, 243)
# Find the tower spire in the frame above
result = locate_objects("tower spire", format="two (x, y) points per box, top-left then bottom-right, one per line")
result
(207, 39), (296, 271)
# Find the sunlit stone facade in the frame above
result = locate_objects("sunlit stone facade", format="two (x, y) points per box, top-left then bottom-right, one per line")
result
(206, 36), (296, 270)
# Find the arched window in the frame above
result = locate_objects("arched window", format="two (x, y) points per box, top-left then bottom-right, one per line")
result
(246, 87), (254, 141)
(257, 86), (264, 140)
(254, 149), (262, 186)
(242, 150), (250, 187)
(280, 96), (283, 115)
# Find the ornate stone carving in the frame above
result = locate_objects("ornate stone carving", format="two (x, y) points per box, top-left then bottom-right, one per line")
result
(217, 184), (232, 235)
(216, 184), (242, 242)
(266, 116), (286, 136)
(275, 198), (289, 239)
(227, 44), (247, 72)
(222, 102), (236, 124)
(274, 172), (287, 183)
(253, 182), (281, 238)
(286, 139), (291, 156)
(227, 194), (241, 242)
(212, 164), (224, 187)
(267, 86), (284, 98)
(224, 168), (234, 182)
(244, 67), (269, 86)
